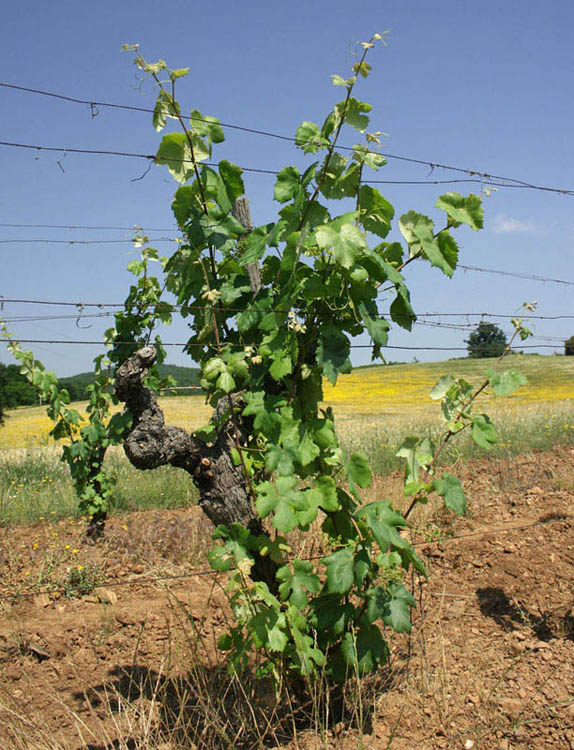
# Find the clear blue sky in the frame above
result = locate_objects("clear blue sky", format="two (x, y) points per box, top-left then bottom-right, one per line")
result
(1, 0), (573, 376)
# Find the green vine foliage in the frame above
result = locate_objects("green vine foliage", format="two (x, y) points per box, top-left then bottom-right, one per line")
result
(1, 331), (122, 526)
(2, 36), (529, 686)
(121, 37), (530, 684)
(0, 242), (173, 533)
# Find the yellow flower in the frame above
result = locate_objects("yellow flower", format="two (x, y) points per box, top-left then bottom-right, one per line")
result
(32, 543), (38, 550)
(24, 571), (30, 577)
(71, 548), (79, 554)
(64, 544), (70, 550)
(76, 565), (84, 572)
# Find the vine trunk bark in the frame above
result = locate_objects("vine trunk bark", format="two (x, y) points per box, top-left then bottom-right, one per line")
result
(113, 346), (278, 589)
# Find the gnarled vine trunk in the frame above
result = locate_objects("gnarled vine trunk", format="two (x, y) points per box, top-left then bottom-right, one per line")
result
(113, 345), (278, 588)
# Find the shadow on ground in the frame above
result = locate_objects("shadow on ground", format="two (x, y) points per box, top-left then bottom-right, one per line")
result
(77, 660), (386, 749)
(476, 586), (574, 641)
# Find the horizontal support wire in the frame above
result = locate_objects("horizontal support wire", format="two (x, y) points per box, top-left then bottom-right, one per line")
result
(2, 297), (574, 320)
(1, 136), (569, 192)
(0, 223), (176, 231)
(2, 82), (573, 195)
(0, 237), (176, 244)
(0, 337), (561, 351)
(0, 311), (569, 345)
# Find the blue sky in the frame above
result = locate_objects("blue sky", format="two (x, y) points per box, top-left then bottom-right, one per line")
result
(1, 0), (573, 376)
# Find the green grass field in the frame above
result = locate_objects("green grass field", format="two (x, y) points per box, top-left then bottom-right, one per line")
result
(1, 354), (573, 524)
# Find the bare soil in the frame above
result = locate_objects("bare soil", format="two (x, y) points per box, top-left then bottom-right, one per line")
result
(1, 447), (573, 749)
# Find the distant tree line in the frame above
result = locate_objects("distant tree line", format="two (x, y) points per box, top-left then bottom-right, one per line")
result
(0, 362), (40, 422)
(0, 362), (203, 424)
(59, 364), (203, 400)
(466, 323), (574, 358)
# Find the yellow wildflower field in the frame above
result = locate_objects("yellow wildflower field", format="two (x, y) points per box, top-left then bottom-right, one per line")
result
(0, 397), (212, 451)
(1, 354), (573, 451)
(324, 354), (574, 418)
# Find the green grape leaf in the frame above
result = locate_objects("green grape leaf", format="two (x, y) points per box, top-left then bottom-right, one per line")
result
(252, 610), (288, 652)
(153, 90), (180, 132)
(203, 357), (225, 381)
(316, 326), (352, 384)
(340, 624), (388, 675)
(189, 131), (211, 162)
(277, 560), (321, 608)
(226, 352), (249, 379)
(242, 391), (281, 439)
(291, 622), (325, 675)
(435, 192), (484, 230)
(265, 444), (298, 476)
(169, 67), (189, 81)
(315, 476), (339, 511)
(335, 97), (372, 132)
(357, 500), (406, 547)
(433, 473), (467, 515)
(353, 61), (372, 78)
(346, 452), (372, 488)
(238, 223), (274, 265)
(360, 304), (390, 349)
(319, 154), (360, 199)
(365, 586), (390, 624)
(218, 160), (245, 204)
(155, 132), (195, 183)
(269, 351), (294, 380)
(255, 477), (307, 533)
(353, 547), (371, 587)
(171, 185), (200, 226)
(430, 375), (455, 401)
(297, 431), (320, 466)
(310, 594), (353, 635)
(381, 581), (415, 633)
(193, 424), (216, 445)
(353, 145), (386, 170)
(315, 223), (368, 269)
(436, 231), (459, 274)
(274, 166), (301, 203)
(216, 371), (235, 393)
(358, 185), (394, 237)
(331, 74), (351, 87)
(488, 368), (528, 396)
(471, 414), (498, 450)
(209, 523), (253, 572)
(396, 436), (433, 483)
(296, 489), (319, 527)
(295, 121), (329, 153)
(190, 108), (225, 143)
(399, 211), (457, 277)
(322, 548), (355, 594)
(201, 167), (232, 214)
(390, 289), (416, 331)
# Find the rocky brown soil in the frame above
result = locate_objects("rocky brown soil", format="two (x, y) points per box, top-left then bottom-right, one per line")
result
(0, 447), (573, 749)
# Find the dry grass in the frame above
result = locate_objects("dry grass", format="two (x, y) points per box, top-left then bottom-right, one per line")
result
(1, 354), (574, 526)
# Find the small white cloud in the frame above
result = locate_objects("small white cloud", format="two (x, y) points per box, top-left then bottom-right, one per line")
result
(492, 214), (536, 234)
